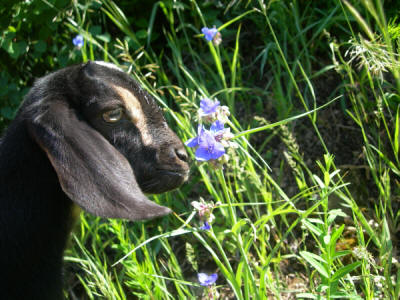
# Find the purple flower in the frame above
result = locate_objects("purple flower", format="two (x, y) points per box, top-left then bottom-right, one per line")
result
(198, 273), (218, 286)
(200, 98), (220, 116)
(210, 120), (226, 140)
(185, 125), (225, 161)
(72, 35), (84, 49)
(201, 27), (218, 42)
(195, 130), (225, 161)
(210, 120), (224, 132)
(185, 124), (204, 148)
(200, 221), (211, 230)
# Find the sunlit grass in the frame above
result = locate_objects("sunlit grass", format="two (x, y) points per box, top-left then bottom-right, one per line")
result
(62, 1), (400, 299)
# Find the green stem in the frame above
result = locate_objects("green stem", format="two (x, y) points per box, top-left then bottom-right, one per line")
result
(216, 169), (259, 299)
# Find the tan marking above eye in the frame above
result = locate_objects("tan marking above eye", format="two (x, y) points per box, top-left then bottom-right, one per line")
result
(113, 85), (153, 145)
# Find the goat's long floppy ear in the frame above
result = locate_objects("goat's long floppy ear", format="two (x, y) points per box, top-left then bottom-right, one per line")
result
(27, 100), (171, 221)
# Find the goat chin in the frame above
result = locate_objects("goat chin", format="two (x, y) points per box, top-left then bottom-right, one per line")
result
(0, 61), (189, 299)
(140, 169), (190, 194)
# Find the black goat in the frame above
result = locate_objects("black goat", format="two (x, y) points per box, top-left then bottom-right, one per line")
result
(0, 61), (189, 299)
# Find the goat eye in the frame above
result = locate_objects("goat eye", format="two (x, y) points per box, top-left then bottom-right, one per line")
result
(103, 108), (123, 123)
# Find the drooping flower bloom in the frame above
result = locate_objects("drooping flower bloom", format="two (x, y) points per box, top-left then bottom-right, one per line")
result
(212, 31), (222, 46)
(191, 198), (214, 220)
(198, 273), (218, 286)
(215, 105), (230, 123)
(199, 98), (220, 116)
(72, 35), (84, 49)
(200, 221), (211, 230)
(199, 100), (231, 125)
(201, 27), (218, 42)
(191, 198), (220, 230)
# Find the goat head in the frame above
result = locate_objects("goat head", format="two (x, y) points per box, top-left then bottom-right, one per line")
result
(25, 61), (189, 220)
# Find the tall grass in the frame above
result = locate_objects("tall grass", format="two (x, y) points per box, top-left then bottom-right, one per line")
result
(62, 0), (400, 299)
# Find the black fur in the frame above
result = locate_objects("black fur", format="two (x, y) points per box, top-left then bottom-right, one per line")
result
(0, 61), (189, 299)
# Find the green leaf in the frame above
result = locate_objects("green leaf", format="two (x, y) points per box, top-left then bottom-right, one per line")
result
(332, 250), (351, 260)
(136, 29), (147, 40)
(370, 144), (400, 176)
(7, 26), (16, 32)
(330, 291), (363, 299)
(331, 261), (362, 282)
(231, 219), (247, 235)
(35, 40), (47, 53)
(97, 33), (111, 43)
(295, 293), (318, 299)
(300, 251), (329, 278)
(0, 76), (7, 88)
(327, 209), (347, 225)
(89, 25), (102, 36)
(330, 224), (345, 247)
(2, 38), (14, 54)
(302, 219), (323, 236)
(10, 41), (27, 59)
(394, 105), (399, 156)
(313, 174), (325, 188)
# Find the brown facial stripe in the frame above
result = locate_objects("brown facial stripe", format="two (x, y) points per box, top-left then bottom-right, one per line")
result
(113, 85), (153, 145)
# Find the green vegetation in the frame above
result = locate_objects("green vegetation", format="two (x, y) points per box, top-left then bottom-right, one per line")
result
(1, 0), (399, 299)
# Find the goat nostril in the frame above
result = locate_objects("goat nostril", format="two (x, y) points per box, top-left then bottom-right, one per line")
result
(175, 147), (188, 163)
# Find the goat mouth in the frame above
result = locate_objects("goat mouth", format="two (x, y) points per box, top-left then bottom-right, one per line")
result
(140, 169), (189, 194)
(159, 169), (189, 179)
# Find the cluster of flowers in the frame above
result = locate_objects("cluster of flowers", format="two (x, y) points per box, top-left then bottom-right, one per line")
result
(194, 27), (222, 297)
(185, 98), (237, 167)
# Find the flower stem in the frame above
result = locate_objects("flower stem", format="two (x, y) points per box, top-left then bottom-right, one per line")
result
(216, 169), (236, 225)
(216, 169), (259, 298)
